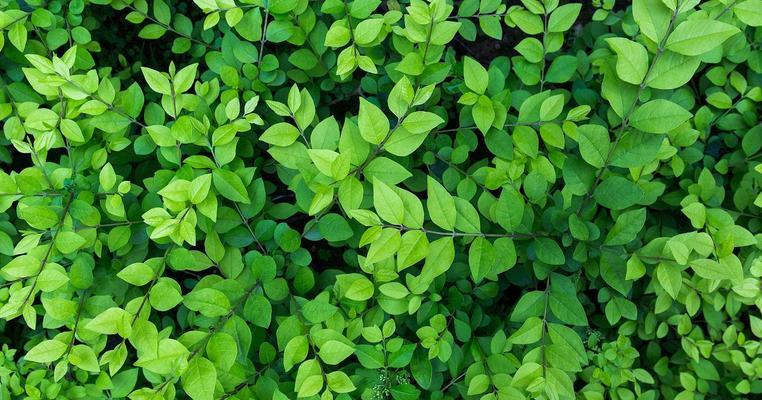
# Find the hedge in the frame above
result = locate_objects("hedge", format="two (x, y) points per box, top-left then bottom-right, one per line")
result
(0, 0), (761, 399)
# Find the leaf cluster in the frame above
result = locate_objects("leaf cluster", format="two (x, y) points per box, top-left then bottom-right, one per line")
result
(0, 0), (761, 400)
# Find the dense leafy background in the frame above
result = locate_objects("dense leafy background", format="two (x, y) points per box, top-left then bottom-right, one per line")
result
(0, 0), (761, 399)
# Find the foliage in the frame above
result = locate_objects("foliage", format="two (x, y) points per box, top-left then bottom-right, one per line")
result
(0, 0), (761, 399)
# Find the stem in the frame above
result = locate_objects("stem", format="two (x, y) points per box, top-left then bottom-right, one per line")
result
(209, 149), (266, 253)
(434, 154), (489, 192)
(539, 7), (549, 92)
(436, 118), (561, 133)
(442, 371), (467, 392)
(539, 277), (551, 375)
(20, 192), (75, 313)
(62, 77), (147, 128)
(447, 12), (507, 20)
(233, 202), (267, 253)
(170, 281), (260, 391)
(257, 6), (270, 67)
(63, 291), (88, 359)
(125, 5), (216, 50)
(342, 0), (357, 59)
(716, 0), (738, 18)
(577, 6), (681, 214)
(378, 224), (542, 239)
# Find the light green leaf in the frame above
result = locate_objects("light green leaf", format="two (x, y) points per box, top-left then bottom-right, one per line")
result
(630, 99), (692, 134)
(577, 124), (610, 168)
(469, 237), (495, 283)
(594, 176), (644, 210)
(372, 178), (404, 225)
(463, 56), (488, 94)
(25, 340), (67, 363)
(182, 357), (217, 400)
(666, 19), (740, 56)
(426, 177), (456, 231)
(212, 169), (250, 203)
(319, 340), (354, 365)
(259, 122), (300, 146)
(547, 3), (581, 32)
(141, 67), (171, 95)
(509, 317), (543, 345)
(69, 344), (100, 372)
(184, 288), (231, 317)
(472, 95), (495, 135)
(606, 37), (649, 85)
(358, 98), (389, 144)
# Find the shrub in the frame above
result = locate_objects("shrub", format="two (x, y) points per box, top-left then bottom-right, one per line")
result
(0, 0), (761, 399)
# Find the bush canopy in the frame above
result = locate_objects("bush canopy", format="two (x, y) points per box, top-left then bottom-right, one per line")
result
(0, 0), (761, 399)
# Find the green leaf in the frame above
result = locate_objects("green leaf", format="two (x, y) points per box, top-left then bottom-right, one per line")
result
(174, 63), (198, 93)
(363, 157), (412, 185)
(318, 213), (353, 242)
(319, 340), (354, 365)
(244, 293), (272, 327)
(594, 176), (644, 210)
(189, 174), (212, 204)
(354, 18), (384, 46)
(55, 231), (86, 253)
(577, 124), (610, 168)
(259, 122), (300, 146)
(547, 3), (581, 32)
(372, 178), (404, 225)
(495, 186), (525, 232)
(513, 126), (538, 158)
(366, 228), (401, 264)
(467, 374), (490, 396)
(86, 307), (131, 335)
(149, 279), (184, 311)
(9, 23), (27, 51)
(69, 344), (100, 372)
(656, 263), (682, 299)
(734, 0), (762, 26)
(284, 336), (309, 372)
(540, 94), (564, 121)
(534, 238), (565, 265)
(509, 316), (543, 345)
(60, 119), (85, 141)
(516, 38), (544, 63)
(689, 258), (741, 284)
(666, 20), (740, 56)
(606, 37), (649, 85)
(605, 208), (647, 246)
(25, 340), (67, 363)
(327, 371), (356, 393)
(1, 254), (41, 279)
(472, 95), (495, 135)
(463, 57), (488, 94)
(426, 177), (456, 231)
(184, 288), (231, 317)
(630, 99), (692, 134)
(358, 98), (389, 144)
(207, 333), (237, 371)
(141, 67), (171, 95)
(212, 169), (250, 203)
(633, 0), (672, 44)
(118, 263), (154, 286)
(549, 292), (588, 326)
(21, 206), (59, 230)
(401, 111), (443, 134)
(345, 276), (374, 301)
(645, 50), (701, 90)
(469, 237), (495, 283)
(182, 357), (217, 400)
(419, 237), (455, 283)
